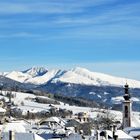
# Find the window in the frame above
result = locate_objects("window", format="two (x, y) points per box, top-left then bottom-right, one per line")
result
(125, 106), (128, 118)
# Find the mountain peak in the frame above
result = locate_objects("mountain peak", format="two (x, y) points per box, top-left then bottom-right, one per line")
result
(3, 66), (140, 88)
(72, 67), (90, 72)
(23, 66), (48, 77)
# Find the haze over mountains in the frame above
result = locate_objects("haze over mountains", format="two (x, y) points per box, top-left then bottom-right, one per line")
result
(1, 66), (140, 88)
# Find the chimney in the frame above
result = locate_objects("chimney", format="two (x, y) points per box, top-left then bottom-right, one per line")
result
(110, 125), (113, 132)
(100, 131), (108, 140)
(113, 125), (117, 140)
(113, 125), (117, 132)
(0, 130), (2, 140)
(96, 130), (100, 140)
(9, 131), (15, 140)
(113, 135), (118, 140)
(105, 131), (108, 140)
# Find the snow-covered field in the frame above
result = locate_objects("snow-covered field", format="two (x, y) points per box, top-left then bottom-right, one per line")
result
(0, 90), (140, 127)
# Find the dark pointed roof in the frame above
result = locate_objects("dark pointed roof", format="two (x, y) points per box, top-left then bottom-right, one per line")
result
(123, 83), (131, 101)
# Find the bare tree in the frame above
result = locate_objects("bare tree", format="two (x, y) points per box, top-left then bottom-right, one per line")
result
(94, 109), (116, 130)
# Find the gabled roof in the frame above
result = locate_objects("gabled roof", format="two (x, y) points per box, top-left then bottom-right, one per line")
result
(43, 117), (60, 123)
(115, 130), (134, 139)
(105, 130), (134, 140)
(124, 127), (140, 137)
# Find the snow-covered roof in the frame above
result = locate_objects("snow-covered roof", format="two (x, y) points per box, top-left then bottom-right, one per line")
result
(115, 130), (134, 139)
(34, 133), (46, 140)
(39, 133), (62, 140)
(42, 117), (67, 127)
(1, 132), (45, 140)
(2, 122), (26, 133)
(63, 133), (83, 140)
(106, 130), (134, 140)
(131, 115), (140, 127)
(45, 117), (60, 123)
(124, 127), (140, 137)
(54, 128), (66, 134)
(0, 107), (6, 113)
(129, 131), (140, 137)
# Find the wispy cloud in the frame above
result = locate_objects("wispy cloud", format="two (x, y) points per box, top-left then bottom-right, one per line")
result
(0, 0), (116, 14)
(0, 32), (42, 39)
(0, 0), (140, 40)
(0, 0), (140, 78)
(0, 2), (83, 14)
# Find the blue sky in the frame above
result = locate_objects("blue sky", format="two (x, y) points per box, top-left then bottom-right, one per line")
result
(0, 0), (140, 80)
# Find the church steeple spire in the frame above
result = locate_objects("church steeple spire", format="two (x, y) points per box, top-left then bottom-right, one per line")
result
(122, 83), (132, 128)
(123, 83), (131, 100)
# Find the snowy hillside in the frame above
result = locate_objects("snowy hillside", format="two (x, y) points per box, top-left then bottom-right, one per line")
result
(0, 90), (140, 128)
(0, 90), (122, 122)
(0, 72), (8, 76)
(111, 96), (140, 104)
(6, 71), (32, 83)
(3, 67), (140, 88)
(53, 67), (140, 88)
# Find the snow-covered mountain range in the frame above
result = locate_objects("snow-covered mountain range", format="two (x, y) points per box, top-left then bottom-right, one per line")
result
(1, 66), (140, 111)
(1, 66), (140, 88)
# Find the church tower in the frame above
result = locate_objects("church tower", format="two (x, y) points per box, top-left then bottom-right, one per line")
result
(122, 83), (132, 128)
